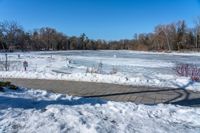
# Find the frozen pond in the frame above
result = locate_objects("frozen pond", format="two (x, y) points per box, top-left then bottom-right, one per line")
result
(40, 50), (200, 77)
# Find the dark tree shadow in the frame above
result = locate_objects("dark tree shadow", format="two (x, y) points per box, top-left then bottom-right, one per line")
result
(170, 98), (200, 107)
(0, 94), (107, 110)
(83, 81), (200, 107)
(83, 88), (181, 98)
(165, 81), (200, 107)
(162, 81), (192, 104)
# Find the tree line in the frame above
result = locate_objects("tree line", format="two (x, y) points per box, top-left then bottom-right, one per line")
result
(0, 18), (200, 52)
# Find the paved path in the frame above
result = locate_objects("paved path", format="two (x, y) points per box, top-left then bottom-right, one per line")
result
(2, 78), (200, 107)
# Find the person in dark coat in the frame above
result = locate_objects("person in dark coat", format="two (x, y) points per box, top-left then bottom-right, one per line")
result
(23, 61), (28, 71)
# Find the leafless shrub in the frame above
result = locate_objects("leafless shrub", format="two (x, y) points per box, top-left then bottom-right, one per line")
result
(110, 66), (118, 74)
(13, 62), (22, 71)
(86, 65), (98, 74)
(174, 63), (200, 81)
(0, 61), (22, 71)
(86, 67), (89, 73)
(97, 62), (103, 74)
(0, 61), (9, 71)
(0, 63), (5, 71)
(66, 57), (72, 67)
(86, 62), (118, 75)
(86, 62), (103, 74)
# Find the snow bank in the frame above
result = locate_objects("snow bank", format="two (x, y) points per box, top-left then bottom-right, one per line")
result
(0, 88), (200, 133)
(1, 70), (200, 92)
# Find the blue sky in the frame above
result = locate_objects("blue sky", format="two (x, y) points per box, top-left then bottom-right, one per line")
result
(0, 0), (199, 40)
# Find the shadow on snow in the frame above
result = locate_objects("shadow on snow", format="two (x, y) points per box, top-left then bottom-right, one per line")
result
(0, 92), (107, 110)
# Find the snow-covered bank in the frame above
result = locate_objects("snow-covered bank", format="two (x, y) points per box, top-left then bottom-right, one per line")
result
(0, 50), (200, 91)
(1, 70), (199, 92)
(0, 88), (200, 133)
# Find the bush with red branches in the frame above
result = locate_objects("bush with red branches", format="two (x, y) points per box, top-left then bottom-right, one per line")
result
(174, 64), (200, 82)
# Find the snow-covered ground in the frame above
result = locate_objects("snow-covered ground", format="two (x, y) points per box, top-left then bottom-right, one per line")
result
(0, 50), (200, 91)
(0, 87), (200, 133)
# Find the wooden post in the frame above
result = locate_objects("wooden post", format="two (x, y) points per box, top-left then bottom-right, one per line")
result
(5, 53), (8, 71)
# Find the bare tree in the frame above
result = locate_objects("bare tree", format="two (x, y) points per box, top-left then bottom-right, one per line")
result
(194, 17), (200, 48)
(154, 25), (171, 51)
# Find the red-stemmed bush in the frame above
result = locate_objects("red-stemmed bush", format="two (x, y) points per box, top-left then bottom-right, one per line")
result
(175, 64), (200, 82)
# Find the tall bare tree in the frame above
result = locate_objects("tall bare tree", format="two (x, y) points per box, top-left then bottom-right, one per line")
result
(194, 17), (200, 48)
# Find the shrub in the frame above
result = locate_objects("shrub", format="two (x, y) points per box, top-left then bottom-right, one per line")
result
(97, 62), (103, 74)
(86, 63), (118, 75)
(110, 66), (118, 74)
(86, 62), (103, 74)
(0, 81), (11, 87)
(9, 85), (19, 90)
(0, 87), (4, 92)
(0, 81), (18, 90)
(174, 64), (200, 82)
(86, 66), (98, 73)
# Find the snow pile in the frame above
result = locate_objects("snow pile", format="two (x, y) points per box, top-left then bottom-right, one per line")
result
(0, 50), (200, 91)
(0, 88), (200, 133)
